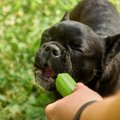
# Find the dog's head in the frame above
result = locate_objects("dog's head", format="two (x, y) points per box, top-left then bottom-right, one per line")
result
(34, 15), (105, 90)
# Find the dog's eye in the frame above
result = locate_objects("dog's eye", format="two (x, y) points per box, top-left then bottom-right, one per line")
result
(69, 41), (83, 53)
(74, 48), (84, 53)
(41, 34), (52, 44)
(69, 41), (80, 48)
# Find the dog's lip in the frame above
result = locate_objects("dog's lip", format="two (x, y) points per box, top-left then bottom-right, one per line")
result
(34, 64), (57, 82)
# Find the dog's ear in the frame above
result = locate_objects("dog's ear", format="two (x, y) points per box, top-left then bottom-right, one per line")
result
(104, 34), (120, 52)
(60, 12), (70, 21)
(104, 34), (120, 59)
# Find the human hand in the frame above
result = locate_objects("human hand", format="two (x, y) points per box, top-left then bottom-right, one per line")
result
(45, 83), (103, 120)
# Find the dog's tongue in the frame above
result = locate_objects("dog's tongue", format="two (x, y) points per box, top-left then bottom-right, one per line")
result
(43, 67), (55, 79)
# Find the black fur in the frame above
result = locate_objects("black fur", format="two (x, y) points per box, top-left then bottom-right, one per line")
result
(34, 0), (120, 96)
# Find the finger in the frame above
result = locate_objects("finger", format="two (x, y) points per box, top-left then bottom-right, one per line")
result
(45, 102), (56, 119)
(74, 82), (85, 91)
(45, 100), (62, 119)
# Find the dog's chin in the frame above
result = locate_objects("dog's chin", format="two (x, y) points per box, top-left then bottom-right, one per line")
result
(34, 66), (57, 90)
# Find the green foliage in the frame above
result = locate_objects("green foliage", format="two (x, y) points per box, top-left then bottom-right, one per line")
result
(0, 0), (119, 119)
(0, 0), (80, 119)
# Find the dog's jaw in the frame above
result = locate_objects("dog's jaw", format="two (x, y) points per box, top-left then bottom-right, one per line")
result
(34, 64), (57, 90)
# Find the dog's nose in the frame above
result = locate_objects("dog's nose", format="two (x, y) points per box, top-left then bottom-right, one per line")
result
(43, 43), (61, 57)
(34, 43), (62, 68)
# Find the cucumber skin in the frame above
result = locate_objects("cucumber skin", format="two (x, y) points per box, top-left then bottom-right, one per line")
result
(55, 73), (77, 97)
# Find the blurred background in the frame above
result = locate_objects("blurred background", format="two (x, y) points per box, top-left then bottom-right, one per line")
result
(0, 0), (120, 120)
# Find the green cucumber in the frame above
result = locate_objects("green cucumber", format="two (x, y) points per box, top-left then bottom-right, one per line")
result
(55, 73), (77, 97)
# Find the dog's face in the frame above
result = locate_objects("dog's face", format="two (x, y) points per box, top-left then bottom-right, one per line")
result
(34, 20), (104, 90)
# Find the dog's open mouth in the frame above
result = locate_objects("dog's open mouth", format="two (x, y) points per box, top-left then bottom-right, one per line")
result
(34, 64), (57, 90)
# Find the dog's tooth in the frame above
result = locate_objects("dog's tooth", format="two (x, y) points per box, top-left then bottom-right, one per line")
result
(35, 69), (42, 75)
(47, 77), (52, 82)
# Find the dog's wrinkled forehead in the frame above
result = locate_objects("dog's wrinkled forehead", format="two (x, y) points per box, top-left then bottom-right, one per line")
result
(54, 21), (84, 35)
(41, 21), (90, 43)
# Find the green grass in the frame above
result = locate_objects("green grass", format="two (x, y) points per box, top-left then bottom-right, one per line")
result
(0, 0), (119, 119)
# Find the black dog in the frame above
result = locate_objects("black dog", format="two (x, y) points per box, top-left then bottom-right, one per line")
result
(34, 0), (120, 96)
